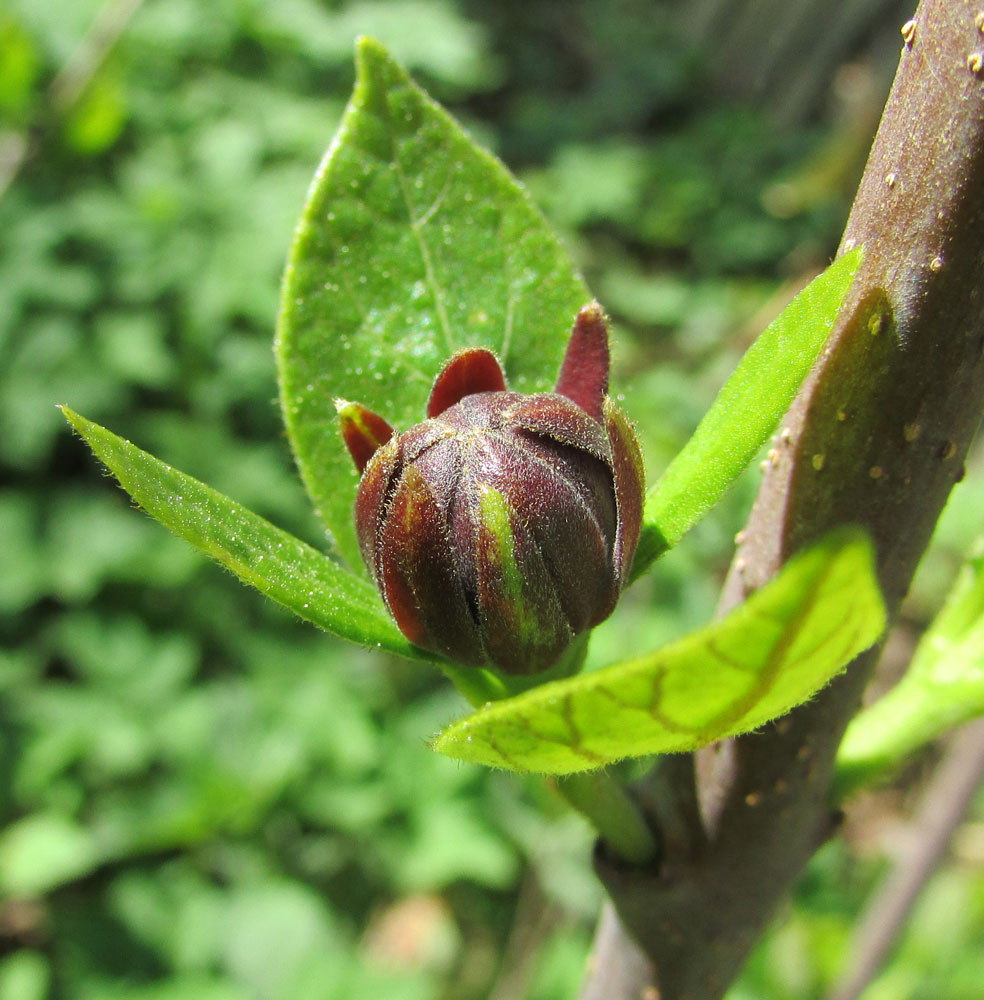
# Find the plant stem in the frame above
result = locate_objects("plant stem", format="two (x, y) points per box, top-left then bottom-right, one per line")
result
(440, 662), (510, 707)
(827, 717), (984, 1000)
(582, 1), (984, 995)
(442, 632), (590, 707)
(556, 771), (658, 867)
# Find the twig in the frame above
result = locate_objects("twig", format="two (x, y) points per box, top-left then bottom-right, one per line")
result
(487, 867), (562, 1000)
(0, 0), (144, 201)
(578, 902), (655, 1000)
(580, 2), (984, 996)
(49, 0), (145, 110)
(827, 716), (984, 1000)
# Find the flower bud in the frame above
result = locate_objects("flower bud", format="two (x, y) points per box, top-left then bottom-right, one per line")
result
(338, 303), (644, 675)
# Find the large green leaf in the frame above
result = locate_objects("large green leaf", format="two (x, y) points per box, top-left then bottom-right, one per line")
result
(277, 38), (591, 570)
(837, 539), (984, 793)
(61, 408), (421, 660)
(434, 527), (885, 774)
(633, 249), (862, 575)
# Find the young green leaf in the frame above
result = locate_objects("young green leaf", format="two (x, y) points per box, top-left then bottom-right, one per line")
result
(837, 540), (984, 794)
(632, 248), (863, 576)
(60, 408), (423, 660)
(434, 526), (885, 774)
(277, 37), (590, 570)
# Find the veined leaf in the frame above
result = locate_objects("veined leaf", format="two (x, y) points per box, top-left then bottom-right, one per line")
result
(837, 539), (984, 793)
(633, 249), (863, 575)
(61, 408), (422, 660)
(277, 37), (590, 570)
(434, 527), (885, 774)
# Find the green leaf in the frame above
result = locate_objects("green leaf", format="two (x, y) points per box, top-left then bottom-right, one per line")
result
(434, 527), (885, 774)
(277, 37), (589, 569)
(0, 813), (99, 896)
(0, 951), (50, 1000)
(837, 539), (984, 793)
(61, 408), (421, 660)
(633, 248), (863, 574)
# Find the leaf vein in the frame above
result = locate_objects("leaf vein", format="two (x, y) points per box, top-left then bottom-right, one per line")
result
(697, 554), (846, 736)
(391, 135), (456, 355)
(706, 637), (760, 674)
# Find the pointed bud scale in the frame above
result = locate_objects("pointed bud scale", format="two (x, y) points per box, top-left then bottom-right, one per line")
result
(427, 347), (507, 417)
(555, 302), (609, 420)
(339, 305), (645, 675)
(604, 397), (646, 585)
(336, 399), (394, 473)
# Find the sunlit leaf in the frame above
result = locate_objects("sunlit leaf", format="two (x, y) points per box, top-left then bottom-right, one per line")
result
(61, 408), (421, 660)
(277, 37), (589, 569)
(837, 539), (984, 793)
(633, 248), (862, 575)
(0, 813), (99, 896)
(434, 527), (885, 774)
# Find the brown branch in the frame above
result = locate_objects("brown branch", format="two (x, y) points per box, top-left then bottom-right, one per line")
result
(580, 2), (984, 997)
(579, 903), (655, 1000)
(827, 716), (984, 1000)
(488, 868), (565, 1000)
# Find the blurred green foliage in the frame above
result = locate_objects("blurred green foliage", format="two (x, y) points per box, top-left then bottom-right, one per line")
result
(2, 1), (983, 998)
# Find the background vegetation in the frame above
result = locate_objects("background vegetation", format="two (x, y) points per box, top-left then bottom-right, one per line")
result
(1, 2), (982, 998)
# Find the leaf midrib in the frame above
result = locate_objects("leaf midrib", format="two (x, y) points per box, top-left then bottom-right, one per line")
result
(368, 59), (457, 358)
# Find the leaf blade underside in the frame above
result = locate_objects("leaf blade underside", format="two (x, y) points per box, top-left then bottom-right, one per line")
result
(837, 541), (984, 791)
(633, 248), (863, 575)
(434, 526), (885, 774)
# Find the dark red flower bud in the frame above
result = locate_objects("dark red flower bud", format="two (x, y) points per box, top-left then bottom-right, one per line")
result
(338, 303), (645, 675)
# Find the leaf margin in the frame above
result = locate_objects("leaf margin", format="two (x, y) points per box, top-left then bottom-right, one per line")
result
(275, 36), (592, 569)
(632, 248), (863, 577)
(836, 538), (984, 793)
(60, 406), (424, 660)
(434, 525), (886, 774)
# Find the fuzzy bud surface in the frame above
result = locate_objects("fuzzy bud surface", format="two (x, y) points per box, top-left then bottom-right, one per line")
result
(338, 304), (644, 675)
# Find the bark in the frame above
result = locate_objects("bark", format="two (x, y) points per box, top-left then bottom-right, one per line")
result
(580, 2), (984, 997)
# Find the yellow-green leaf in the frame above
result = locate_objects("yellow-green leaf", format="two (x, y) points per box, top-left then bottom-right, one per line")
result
(837, 539), (984, 793)
(633, 249), (862, 574)
(434, 527), (885, 774)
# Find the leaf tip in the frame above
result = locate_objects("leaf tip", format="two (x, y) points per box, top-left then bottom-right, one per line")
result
(833, 243), (865, 288)
(354, 35), (396, 82)
(840, 243), (865, 266)
(352, 36), (408, 120)
(354, 34), (385, 57)
(59, 405), (86, 435)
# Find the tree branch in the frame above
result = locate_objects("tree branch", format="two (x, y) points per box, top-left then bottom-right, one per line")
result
(580, 2), (984, 996)
(827, 716), (984, 1000)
